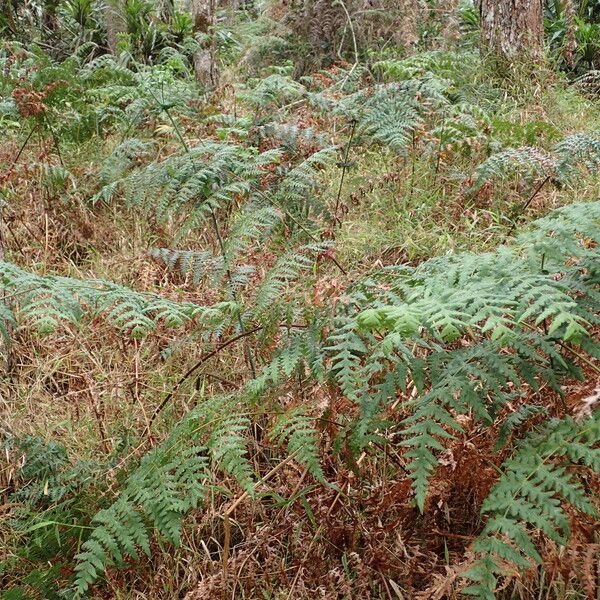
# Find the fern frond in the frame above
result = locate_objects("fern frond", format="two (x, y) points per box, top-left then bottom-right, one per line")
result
(207, 409), (254, 495)
(472, 147), (555, 192)
(252, 244), (322, 320)
(270, 405), (324, 481)
(0, 261), (218, 337)
(238, 74), (305, 111)
(462, 415), (600, 598)
(554, 130), (600, 180)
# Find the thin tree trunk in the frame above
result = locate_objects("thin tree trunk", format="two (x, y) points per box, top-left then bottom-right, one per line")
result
(480, 0), (544, 59)
(191, 0), (218, 89)
(105, 0), (126, 54)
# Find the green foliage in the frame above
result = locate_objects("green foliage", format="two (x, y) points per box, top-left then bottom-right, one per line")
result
(270, 146), (337, 217)
(251, 244), (322, 321)
(472, 130), (600, 192)
(239, 73), (306, 113)
(96, 140), (281, 238)
(472, 147), (556, 191)
(462, 416), (600, 599)
(5, 436), (93, 506)
(335, 79), (446, 153)
(545, 1), (600, 73)
(0, 261), (223, 337)
(2, 436), (100, 600)
(270, 405), (324, 481)
(66, 201), (600, 596)
(72, 393), (257, 596)
(3, 18), (600, 599)
(256, 122), (328, 152)
(495, 404), (548, 450)
(349, 201), (598, 506)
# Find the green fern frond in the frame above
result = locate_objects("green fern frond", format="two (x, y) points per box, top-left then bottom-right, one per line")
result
(150, 247), (223, 284)
(472, 147), (555, 192)
(495, 404), (548, 450)
(252, 244), (323, 320)
(270, 405), (324, 482)
(238, 74), (306, 111)
(256, 122), (328, 151)
(207, 410), (254, 495)
(0, 261), (220, 337)
(554, 130), (600, 180)
(462, 414), (600, 599)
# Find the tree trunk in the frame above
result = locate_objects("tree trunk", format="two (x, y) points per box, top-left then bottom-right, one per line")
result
(191, 0), (218, 90)
(480, 0), (544, 59)
(105, 0), (126, 54)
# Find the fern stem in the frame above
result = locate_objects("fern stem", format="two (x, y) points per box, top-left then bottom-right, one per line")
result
(520, 321), (600, 375)
(334, 0), (359, 72)
(149, 87), (190, 153)
(9, 123), (36, 171)
(333, 118), (357, 223)
(504, 175), (551, 240)
(224, 447), (302, 516)
(42, 111), (64, 167)
(555, 340), (600, 375)
(149, 325), (262, 428)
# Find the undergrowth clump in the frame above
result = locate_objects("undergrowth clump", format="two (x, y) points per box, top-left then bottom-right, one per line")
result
(0, 4), (599, 600)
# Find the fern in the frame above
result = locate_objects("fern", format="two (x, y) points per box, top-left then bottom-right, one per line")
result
(373, 50), (467, 83)
(98, 138), (154, 187)
(207, 112), (253, 140)
(554, 130), (600, 180)
(472, 147), (555, 191)
(252, 244), (323, 321)
(98, 141), (281, 239)
(36, 196), (599, 597)
(270, 146), (336, 219)
(472, 130), (600, 192)
(429, 102), (492, 156)
(517, 200), (600, 265)
(462, 415), (600, 599)
(256, 122), (328, 151)
(269, 405), (324, 482)
(340, 201), (600, 508)
(207, 409), (255, 495)
(5, 436), (84, 505)
(325, 318), (368, 401)
(222, 203), (281, 268)
(73, 393), (233, 595)
(150, 247), (224, 284)
(238, 74), (306, 112)
(495, 404), (548, 450)
(336, 81), (440, 154)
(0, 261), (225, 338)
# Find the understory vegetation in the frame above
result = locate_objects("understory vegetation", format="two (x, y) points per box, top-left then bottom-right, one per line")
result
(0, 1), (599, 599)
